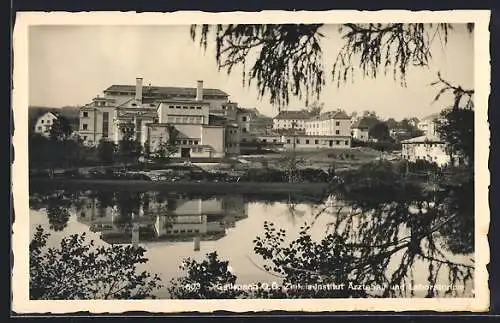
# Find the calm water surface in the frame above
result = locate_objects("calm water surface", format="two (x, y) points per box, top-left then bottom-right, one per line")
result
(29, 189), (474, 298)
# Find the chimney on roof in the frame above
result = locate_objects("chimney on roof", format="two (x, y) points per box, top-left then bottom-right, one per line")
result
(196, 80), (203, 101)
(135, 77), (143, 105)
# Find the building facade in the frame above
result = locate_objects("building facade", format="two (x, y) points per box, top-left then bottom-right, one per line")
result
(304, 110), (351, 137)
(401, 134), (450, 166)
(272, 110), (310, 131)
(34, 112), (59, 137)
(79, 78), (240, 157)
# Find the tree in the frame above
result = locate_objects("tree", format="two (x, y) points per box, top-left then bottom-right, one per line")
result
(168, 251), (243, 299)
(118, 122), (141, 164)
(190, 23), (473, 108)
(385, 118), (398, 130)
(49, 116), (73, 142)
(97, 139), (116, 164)
(30, 226), (163, 299)
(368, 121), (390, 141)
(46, 204), (70, 232)
(436, 107), (474, 165)
(153, 125), (179, 161)
(362, 110), (378, 119)
(304, 101), (324, 117)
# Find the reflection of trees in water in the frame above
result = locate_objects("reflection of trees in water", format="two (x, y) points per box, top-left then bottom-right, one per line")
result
(253, 162), (474, 298)
(30, 190), (72, 232)
(46, 202), (70, 232)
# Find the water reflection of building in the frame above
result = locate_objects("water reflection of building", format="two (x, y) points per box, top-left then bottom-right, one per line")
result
(76, 193), (248, 245)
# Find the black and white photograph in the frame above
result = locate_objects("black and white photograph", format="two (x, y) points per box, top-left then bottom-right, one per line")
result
(12, 10), (490, 313)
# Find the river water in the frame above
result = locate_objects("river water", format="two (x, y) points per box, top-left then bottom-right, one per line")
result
(29, 189), (474, 299)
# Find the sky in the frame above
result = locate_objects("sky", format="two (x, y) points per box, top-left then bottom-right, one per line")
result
(28, 24), (474, 120)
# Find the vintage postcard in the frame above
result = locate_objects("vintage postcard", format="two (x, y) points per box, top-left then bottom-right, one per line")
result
(12, 10), (490, 313)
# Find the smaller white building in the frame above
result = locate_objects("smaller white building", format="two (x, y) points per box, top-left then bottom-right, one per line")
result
(401, 134), (450, 167)
(34, 112), (59, 137)
(273, 110), (310, 131)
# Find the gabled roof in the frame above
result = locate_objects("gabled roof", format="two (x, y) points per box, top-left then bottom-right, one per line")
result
(274, 110), (310, 120)
(104, 85), (229, 98)
(317, 110), (351, 121)
(419, 113), (440, 122)
(401, 133), (444, 144)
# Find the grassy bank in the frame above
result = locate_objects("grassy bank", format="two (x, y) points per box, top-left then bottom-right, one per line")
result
(30, 178), (333, 195)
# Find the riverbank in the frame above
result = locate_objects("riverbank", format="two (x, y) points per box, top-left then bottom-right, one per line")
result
(30, 178), (333, 195)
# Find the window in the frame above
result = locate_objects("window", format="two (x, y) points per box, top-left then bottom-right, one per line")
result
(169, 105), (174, 109)
(82, 112), (88, 117)
(345, 140), (349, 145)
(41, 120), (44, 124)
(273, 139), (277, 143)
(183, 106), (188, 109)
(287, 139), (291, 144)
(194, 140), (199, 145)
(83, 136), (87, 141)
(315, 140), (319, 144)
(190, 106), (195, 109)
(336, 121), (340, 126)
(102, 112), (109, 138)
(37, 126), (42, 131)
(262, 139), (267, 143)
(176, 106), (181, 109)
(306, 139), (310, 144)
(336, 140), (340, 145)
(196, 107), (202, 110)
(335, 130), (340, 135)
(296, 139), (300, 144)
(242, 128), (247, 133)
(242, 116), (247, 122)
(182, 140), (187, 145)
(188, 140), (193, 145)
(82, 124), (88, 130)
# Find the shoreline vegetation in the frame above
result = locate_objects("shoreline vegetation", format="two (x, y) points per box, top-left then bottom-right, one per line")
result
(29, 178), (333, 195)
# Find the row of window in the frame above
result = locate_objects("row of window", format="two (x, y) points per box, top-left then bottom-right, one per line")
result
(402, 155), (439, 161)
(166, 228), (201, 234)
(306, 121), (341, 128)
(286, 138), (349, 145)
(36, 126), (50, 132)
(177, 139), (199, 145)
(167, 116), (204, 124)
(39, 119), (52, 124)
(192, 147), (206, 153)
(307, 130), (342, 135)
(168, 105), (203, 110)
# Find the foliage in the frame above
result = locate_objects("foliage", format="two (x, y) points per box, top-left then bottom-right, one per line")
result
(333, 24), (455, 86)
(303, 101), (324, 117)
(435, 107), (474, 165)
(46, 204), (70, 232)
(29, 133), (82, 170)
(97, 139), (116, 164)
(118, 122), (142, 162)
(252, 162), (474, 298)
(191, 24), (325, 107)
(368, 121), (390, 141)
(168, 251), (243, 299)
(49, 116), (73, 141)
(191, 24), (472, 107)
(153, 125), (179, 161)
(30, 226), (162, 299)
(351, 138), (401, 152)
